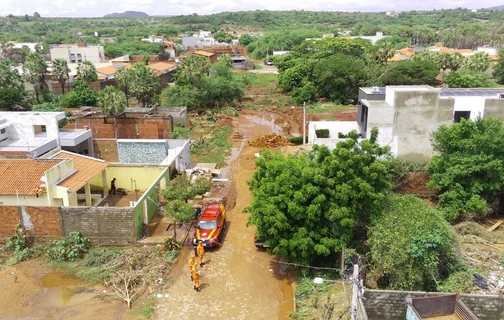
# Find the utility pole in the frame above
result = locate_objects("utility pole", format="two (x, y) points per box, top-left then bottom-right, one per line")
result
(303, 101), (306, 150)
(350, 264), (359, 320)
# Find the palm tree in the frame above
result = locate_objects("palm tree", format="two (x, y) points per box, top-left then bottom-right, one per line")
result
(130, 63), (161, 108)
(465, 52), (490, 72)
(175, 55), (210, 88)
(24, 53), (48, 103)
(76, 60), (97, 84)
(115, 67), (134, 108)
(52, 58), (70, 94)
(98, 86), (127, 139)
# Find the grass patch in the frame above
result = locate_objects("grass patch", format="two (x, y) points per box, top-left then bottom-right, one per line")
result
(254, 64), (264, 69)
(235, 72), (278, 90)
(191, 125), (233, 166)
(130, 295), (157, 320)
(306, 102), (355, 114)
(293, 277), (350, 320)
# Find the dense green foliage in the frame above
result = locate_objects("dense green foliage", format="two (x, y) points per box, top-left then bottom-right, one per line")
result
(162, 175), (211, 202)
(444, 69), (491, 88)
(104, 40), (164, 58)
(247, 129), (392, 265)
(493, 49), (504, 84)
(47, 232), (91, 262)
(381, 60), (439, 85)
(162, 60), (243, 110)
(98, 86), (127, 116)
(59, 79), (98, 107)
(129, 63), (161, 107)
(164, 200), (195, 226)
(428, 118), (504, 222)
(0, 87), (25, 111)
(368, 195), (465, 291)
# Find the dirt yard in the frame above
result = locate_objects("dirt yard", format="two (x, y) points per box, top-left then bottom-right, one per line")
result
(0, 259), (126, 320)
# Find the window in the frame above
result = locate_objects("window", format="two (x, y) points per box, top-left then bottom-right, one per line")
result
(454, 111), (471, 123)
(0, 128), (5, 134)
(77, 53), (82, 63)
(33, 125), (47, 136)
(70, 53), (76, 63)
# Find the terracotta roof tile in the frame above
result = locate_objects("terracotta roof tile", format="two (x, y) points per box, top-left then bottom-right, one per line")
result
(0, 160), (60, 195)
(52, 151), (108, 192)
(148, 61), (176, 71)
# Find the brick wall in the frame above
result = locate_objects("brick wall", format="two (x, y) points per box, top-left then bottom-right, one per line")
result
(94, 139), (118, 162)
(24, 206), (61, 237)
(60, 207), (136, 244)
(64, 117), (171, 139)
(363, 290), (504, 320)
(0, 206), (21, 236)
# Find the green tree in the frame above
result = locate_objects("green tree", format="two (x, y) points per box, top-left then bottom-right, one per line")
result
(464, 52), (490, 72)
(129, 63), (160, 108)
(0, 60), (24, 90)
(76, 60), (98, 84)
(382, 59), (439, 85)
(238, 33), (254, 46)
(52, 58), (70, 94)
(314, 54), (368, 104)
(428, 117), (504, 222)
(247, 129), (392, 265)
(175, 55), (210, 88)
(164, 200), (195, 238)
(98, 86), (127, 116)
(368, 195), (465, 291)
(115, 67), (134, 107)
(60, 79), (98, 107)
(217, 53), (232, 68)
(162, 175), (211, 203)
(24, 53), (48, 104)
(0, 88), (24, 111)
(444, 69), (490, 88)
(492, 48), (504, 84)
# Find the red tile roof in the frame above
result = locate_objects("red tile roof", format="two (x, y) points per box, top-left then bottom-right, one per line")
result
(51, 151), (108, 192)
(0, 160), (60, 195)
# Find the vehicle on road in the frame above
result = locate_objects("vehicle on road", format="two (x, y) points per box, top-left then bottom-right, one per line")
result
(264, 60), (273, 66)
(254, 235), (270, 248)
(193, 203), (226, 248)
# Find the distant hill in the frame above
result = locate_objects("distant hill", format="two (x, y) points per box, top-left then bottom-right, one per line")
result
(103, 11), (149, 18)
(487, 5), (504, 10)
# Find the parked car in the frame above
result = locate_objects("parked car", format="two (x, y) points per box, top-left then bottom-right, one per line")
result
(264, 60), (273, 66)
(193, 203), (226, 248)
(254, 235), (270, 248)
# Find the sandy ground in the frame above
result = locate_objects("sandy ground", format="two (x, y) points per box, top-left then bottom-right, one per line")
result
(156, 112), (295, 320)
(0, 259), (126, 320)
(249, 66), (279, 74)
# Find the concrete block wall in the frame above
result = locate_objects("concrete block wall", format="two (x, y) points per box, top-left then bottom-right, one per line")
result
(363, 290), (504, 320)
(60, 207), (136, 244)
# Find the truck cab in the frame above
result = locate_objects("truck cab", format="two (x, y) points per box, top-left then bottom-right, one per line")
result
(193, 203), (226, 248)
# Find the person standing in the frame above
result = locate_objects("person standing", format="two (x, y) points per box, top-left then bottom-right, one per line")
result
(188, 252), (196, 281)
(193, 267), (200, 292)
(110, 178), (117, 195)
(197, 241), (205, 267)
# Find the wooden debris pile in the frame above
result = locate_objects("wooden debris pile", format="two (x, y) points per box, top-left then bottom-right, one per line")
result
(249, 134), (289, 148)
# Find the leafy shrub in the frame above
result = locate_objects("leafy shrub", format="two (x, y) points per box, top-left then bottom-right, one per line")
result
(7, 248), (32, 266)
(438, 271), (473, 293)
(82, 247), (122, 267)
(162, 237), (181, 251)
(221, 106), (239, 117)
(289, 136), (308, 145)
(337, 132), (348, 138)
(47, 232), (91, 262)
(315, 129), (330, 138)
(192, 178), (212, 196)
(368, 195), (465, 291)
(6, 224), (31, 252)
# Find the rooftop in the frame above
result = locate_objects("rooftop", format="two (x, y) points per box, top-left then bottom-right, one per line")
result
(361, 86), (504, 97)
(51, 151), (108, 192)
(0, 159), (60, 195)
(194, 50), (216, 57)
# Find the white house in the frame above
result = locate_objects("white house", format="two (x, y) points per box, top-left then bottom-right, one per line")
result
(0, 112), (93, 158)
(50, 40), (105, 64)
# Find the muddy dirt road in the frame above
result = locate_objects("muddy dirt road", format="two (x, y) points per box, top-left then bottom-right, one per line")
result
(157, 112), (294, 319)
(0, 259), (125, 320)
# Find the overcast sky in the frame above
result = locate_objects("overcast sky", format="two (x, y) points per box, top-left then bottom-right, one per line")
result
(0, 0), (499, 17)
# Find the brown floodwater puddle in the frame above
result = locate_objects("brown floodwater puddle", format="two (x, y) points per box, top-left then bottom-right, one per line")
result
(39, 272), (86, 307)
